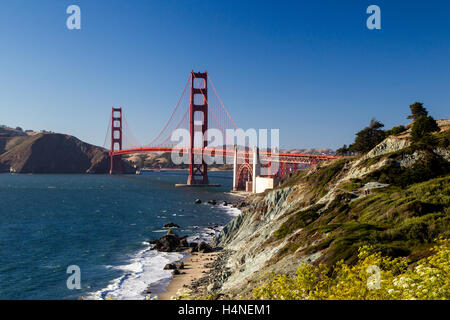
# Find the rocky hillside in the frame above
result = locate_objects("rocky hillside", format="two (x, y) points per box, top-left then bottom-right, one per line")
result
(0, 131), (134, 174)
(210, 120), (449, 299)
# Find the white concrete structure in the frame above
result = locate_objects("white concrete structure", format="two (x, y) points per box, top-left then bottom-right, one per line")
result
(252, 146), (260, 193)
(232, 145), (238, 191)
(254, 176), (278, 194)
(233, 146), (277, 193)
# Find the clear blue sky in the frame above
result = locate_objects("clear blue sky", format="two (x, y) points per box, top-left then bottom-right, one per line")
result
(0, 0), (449, 149)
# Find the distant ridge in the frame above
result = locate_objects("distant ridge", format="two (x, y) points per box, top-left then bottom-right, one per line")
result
(0, 128), (134, 174)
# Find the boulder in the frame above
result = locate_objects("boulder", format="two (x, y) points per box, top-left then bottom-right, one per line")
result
(151, 232), (181, 252)
(163, 222), (180, 228)
(189, 242), (198, 248)
(180, 236), (189, 247)
(163, 263), (177, 270)
(237, 201), (248, 208)
(222, 201), (228, 206)
(207, 200), (217, 205)
(194, 199), (202, 204)
(172, 269), (180, 275)
(198, 242), (213, 253)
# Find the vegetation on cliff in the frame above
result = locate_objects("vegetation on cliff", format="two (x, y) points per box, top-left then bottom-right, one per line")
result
(212, 104), (449, 300)
(254, 239), (449, 300)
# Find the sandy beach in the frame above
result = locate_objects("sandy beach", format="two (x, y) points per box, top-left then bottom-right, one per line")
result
(157, 251), (220, 300)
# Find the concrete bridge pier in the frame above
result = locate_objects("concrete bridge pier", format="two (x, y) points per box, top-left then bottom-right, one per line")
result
(252, 146), (260, 193)
(232, 145), (238, 191)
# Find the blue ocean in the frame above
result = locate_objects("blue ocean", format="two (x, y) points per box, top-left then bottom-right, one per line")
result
(0, 171), (239, 300)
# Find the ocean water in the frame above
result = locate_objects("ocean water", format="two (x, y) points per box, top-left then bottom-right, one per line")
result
(0, 171), (240, 300)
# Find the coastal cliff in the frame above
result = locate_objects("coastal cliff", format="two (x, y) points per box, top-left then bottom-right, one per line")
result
(0, 129), (134, 174)
(207, 120), (450, 299)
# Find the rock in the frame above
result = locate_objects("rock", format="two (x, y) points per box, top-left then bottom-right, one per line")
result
(172, 269), (180, 275)
(222, 201), (228, 206)
(164, 263), (177, 270)
(189, 242), (198, 248)
(198, 242), (213, 253)
(178, 262), (185, 269)
(189, 246), (198, 253)
(237, 201), (248, 208)
(207, 282), (219, 291)
(207, 200), (217, 205)
(180, 236), (188, 247)
(163, 222), (180, 228)
(152, 233), (182, 252)
(194, 199), (202, 204)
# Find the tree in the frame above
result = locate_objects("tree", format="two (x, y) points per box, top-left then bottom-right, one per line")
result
(407, 102), (428, 121)
(349, 118), (385, 154)
(336, 145), (349, 156)
(385, 125), (406, 137)
(411, 115), (440, 143)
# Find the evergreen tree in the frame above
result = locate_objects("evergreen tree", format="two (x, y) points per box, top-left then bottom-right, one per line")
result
(336, 144), (349, 156)
(411, 115), (440, 143)
(349, 118), (385, 154)
(407, 102), (428, 121)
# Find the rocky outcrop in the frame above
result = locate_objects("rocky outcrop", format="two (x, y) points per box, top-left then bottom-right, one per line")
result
(0, 133), (134, 174)
(209, 124), (450, 299)
(150, 231), (189, 252)
(163, 222), (180, 228)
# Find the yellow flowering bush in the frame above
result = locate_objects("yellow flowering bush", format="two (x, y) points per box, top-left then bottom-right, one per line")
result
(253, 239), (449, 300)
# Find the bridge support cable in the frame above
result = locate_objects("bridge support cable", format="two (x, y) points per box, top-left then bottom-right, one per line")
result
(145, 75), (191, 147)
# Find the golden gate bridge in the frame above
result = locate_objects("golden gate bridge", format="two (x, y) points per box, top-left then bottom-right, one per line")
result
(104, 71), (338, 191)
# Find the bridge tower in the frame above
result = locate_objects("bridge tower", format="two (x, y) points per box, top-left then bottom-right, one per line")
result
(110, 107), (123, 174)
(187, 71), (209, 185)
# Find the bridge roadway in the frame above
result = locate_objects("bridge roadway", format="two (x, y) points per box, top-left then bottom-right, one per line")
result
(111, 147), (338, 165)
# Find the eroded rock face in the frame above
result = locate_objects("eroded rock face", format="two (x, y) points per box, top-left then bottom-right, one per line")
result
(210, 129), (450, 298)
(363, 136), (410, 159)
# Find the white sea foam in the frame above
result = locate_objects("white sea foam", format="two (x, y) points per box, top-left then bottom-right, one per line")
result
(187, 205), (242, 244)
(86, 202), (242, 300)
(86, 245), (186, 300)
(219, 204), (242, 217)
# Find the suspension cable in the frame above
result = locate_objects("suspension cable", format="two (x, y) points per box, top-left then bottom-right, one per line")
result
(146, 74), (190, 146)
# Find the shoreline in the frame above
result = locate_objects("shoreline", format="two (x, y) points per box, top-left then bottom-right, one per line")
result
(156, 250), (220, 300)
(155, 202), (243, 300)
(83, 192), (244, 300)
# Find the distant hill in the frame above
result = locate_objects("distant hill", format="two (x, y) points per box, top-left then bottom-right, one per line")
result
(124, 148), (335, 170)
(0, 129), (134, 174)
(280, 148), (335, 155)
(125, 152), (233, 171)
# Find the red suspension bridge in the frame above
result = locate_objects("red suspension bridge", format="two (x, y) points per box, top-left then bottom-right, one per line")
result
(105, 71), (338, 191)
